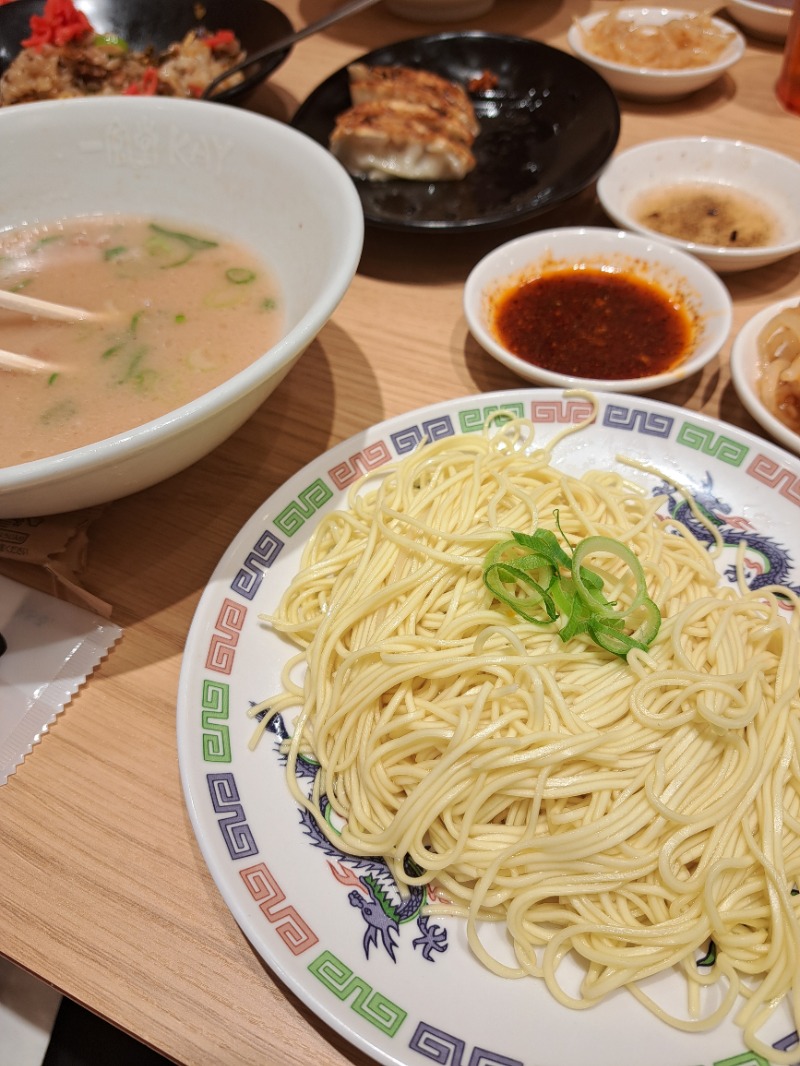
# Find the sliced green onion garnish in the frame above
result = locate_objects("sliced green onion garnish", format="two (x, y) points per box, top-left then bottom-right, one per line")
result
(146, 224), (218, 269)
(225, 267), (256, 284)
(571, 537), (648, 620)
(482, 519), (661, 659)
(93, 33), (128, 51)
(117, 345), (148, 384)
(129, 310), (144, 337)
(149, 223), (218, 251)
(41, 399), (77, 426)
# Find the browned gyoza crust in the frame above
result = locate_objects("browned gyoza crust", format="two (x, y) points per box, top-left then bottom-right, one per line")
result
(329, 62), (479, 182)
(347, 62), (480, 137)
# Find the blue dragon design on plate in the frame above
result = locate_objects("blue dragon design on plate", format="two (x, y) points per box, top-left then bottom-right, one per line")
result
(656, 472), (800, 595)
(261, 711), (449, 966)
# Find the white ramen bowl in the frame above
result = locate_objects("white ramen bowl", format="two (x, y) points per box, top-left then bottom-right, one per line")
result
(567, 7), (745, 100)
(596, 137), (800, 273)
(0, 96), (363, 518)
(463, 226), (733, 394)
(730, 298), (800, 456)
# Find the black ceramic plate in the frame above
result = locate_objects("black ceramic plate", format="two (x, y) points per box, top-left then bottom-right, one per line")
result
(291, 32), (621, 233)
(0, 0), (293, 105)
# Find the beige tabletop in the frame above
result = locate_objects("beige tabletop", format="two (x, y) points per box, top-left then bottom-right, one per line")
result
(1, 1), (799, 1063)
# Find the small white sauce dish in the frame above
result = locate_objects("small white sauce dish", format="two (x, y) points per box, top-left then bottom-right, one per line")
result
(725, 0), (792, 42)
(463, 226), (733, 394)
(597, 137), (800, 274)
(567, 6), (745, 101)
(730, 298), (800, 456)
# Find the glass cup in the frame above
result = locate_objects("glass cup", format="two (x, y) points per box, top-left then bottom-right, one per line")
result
(776, 0), (800, 114)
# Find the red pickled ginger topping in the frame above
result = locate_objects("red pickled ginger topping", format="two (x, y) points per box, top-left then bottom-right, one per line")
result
(202, 29), (236, 49)
(122, 66), (160, 96)
(23, 0), (94, 51)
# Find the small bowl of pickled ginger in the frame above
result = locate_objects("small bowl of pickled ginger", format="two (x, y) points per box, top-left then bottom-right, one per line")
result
(731, 298), (800, 456)
(567, 6), (745, 100)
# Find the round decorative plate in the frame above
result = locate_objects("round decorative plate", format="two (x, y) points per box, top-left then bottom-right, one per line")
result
(178, 388), (800, 1066)
(290, 33), (621, 232)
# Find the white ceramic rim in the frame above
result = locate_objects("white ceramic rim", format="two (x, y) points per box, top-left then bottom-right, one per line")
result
(0, 97), (364, 494)
(724, 0), (792, 42)
(463, 226), (733, 394)
(726, 0), (792, 17)
(730, 297), (800, 456)
(596, 137), (800, 265)
(567, 6), (745, 79)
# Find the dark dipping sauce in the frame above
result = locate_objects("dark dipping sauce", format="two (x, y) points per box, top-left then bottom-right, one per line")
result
(492, 267), (695, 380)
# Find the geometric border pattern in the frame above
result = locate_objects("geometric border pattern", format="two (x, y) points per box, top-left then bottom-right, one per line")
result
(308, 951), (406, 1037)
(240, 861), (319, 956)
(192, 393), (800, 1066)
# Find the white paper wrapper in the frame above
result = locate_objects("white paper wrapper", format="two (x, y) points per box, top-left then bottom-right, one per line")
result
(0, 575), (122, 784)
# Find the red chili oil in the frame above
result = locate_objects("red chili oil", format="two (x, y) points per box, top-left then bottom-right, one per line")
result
(491, 267), (695, 380)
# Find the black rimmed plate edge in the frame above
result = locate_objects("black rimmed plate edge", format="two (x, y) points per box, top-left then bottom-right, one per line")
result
(290, 31), (621, 233)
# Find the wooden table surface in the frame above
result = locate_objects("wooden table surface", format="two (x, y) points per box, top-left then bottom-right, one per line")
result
(1, 1), (798, 1063)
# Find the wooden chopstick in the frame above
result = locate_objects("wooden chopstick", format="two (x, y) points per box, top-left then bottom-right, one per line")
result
(0, 287), (106, 323)
(0, 347), (59, 373)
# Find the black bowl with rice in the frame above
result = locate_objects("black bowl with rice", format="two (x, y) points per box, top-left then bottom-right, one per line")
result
(0, 0), (294, 106)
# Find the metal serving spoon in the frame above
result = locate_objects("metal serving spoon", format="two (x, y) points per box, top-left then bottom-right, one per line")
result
(202, 0), (385, 100)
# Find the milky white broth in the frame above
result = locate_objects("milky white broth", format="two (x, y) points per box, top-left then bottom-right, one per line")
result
(0, 216), (283, 466)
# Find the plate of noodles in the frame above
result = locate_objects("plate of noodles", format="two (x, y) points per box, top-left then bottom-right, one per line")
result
(177, 388), (800, 1066)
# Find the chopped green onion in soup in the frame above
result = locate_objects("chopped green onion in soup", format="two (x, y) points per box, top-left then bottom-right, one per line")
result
(0, 216), (283, 466)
